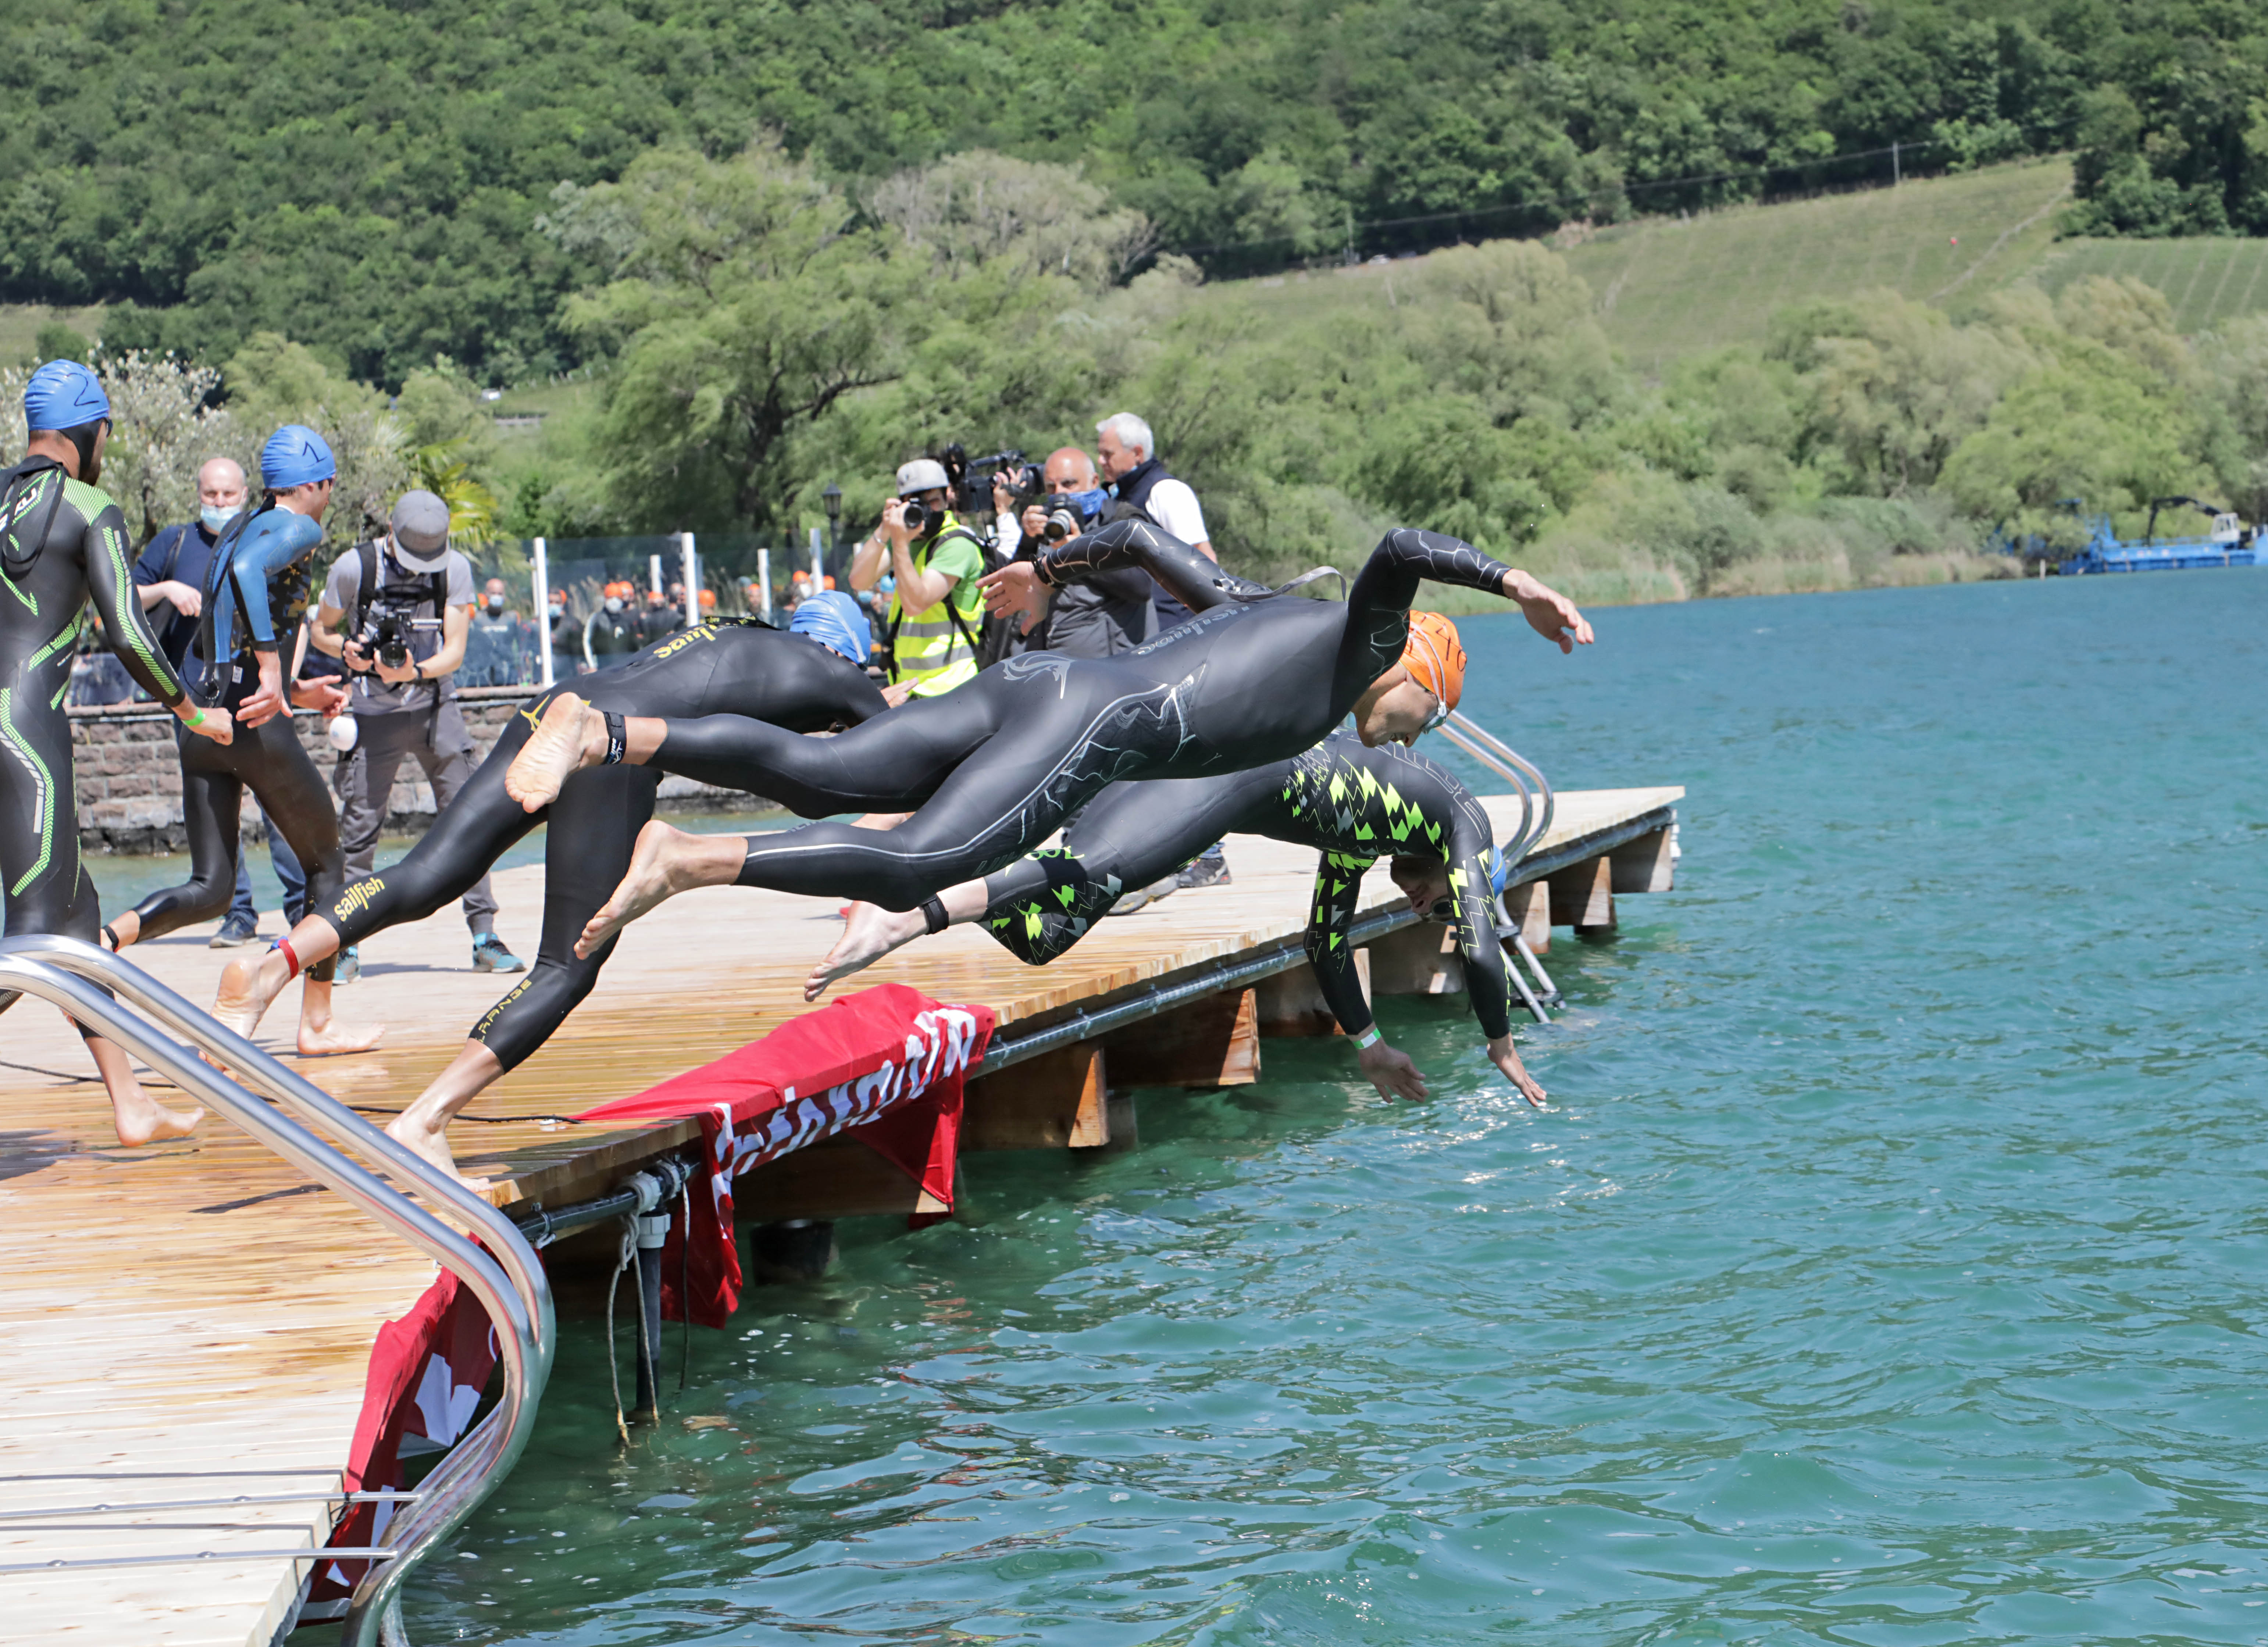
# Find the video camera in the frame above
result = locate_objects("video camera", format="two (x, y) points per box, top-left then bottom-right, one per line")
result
(944, 444), (1039, 518)
(352, 596), (443, 673)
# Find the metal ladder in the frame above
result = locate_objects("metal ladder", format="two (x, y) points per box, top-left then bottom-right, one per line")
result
(0, 935), (555, 1647)
(1434, 710), (1565, 1022)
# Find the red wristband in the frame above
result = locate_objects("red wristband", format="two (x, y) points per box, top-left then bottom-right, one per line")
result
(276, 937), (302, 981)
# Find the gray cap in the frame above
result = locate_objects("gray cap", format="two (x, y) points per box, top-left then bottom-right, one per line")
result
(896, 458), (949, 496)
(389, 489), (452, 567)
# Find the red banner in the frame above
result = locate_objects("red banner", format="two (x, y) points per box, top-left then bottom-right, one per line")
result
(308, 985), (993, 1606)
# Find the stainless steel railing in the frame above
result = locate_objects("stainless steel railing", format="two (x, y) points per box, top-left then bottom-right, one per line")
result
(1433, 711), (1563, 1019)
(0, 937), (554, 1647)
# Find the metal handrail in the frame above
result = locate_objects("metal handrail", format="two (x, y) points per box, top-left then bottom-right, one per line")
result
(0, 940), (553, 1647)
(1441, 710), (1555, 862)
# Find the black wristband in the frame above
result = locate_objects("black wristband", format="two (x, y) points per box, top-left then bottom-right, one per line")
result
(602, 710), (627, 765)
(920, 896), (950, 935)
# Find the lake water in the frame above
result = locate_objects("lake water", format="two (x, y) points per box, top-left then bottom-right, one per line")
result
(396, 569), (2268, 1645)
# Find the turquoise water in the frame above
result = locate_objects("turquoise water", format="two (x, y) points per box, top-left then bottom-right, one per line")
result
(403, 571), (2268, 1645)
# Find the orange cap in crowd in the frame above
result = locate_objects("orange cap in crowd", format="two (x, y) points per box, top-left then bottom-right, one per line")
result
(1399, 611), (1466, 724)
(698, 588), (717, 608)
(821, 574), (836, 590)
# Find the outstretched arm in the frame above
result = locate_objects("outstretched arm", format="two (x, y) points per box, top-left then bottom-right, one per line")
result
(1442, 807), (1548, 1108)
(1303, 851), (1427, 1102)
(1030, 519), (1267, 612)
(1337, 529), (1593, 705)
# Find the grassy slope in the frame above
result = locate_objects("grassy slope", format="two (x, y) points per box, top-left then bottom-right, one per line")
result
(2030, 236), (2268, 333)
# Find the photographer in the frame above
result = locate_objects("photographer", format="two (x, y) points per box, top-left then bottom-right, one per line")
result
(849, 458), (987, 705)
(309, 490), (525, 975)
(990, 446), (1152, 658)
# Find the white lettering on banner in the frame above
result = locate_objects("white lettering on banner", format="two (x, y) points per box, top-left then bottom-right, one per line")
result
(701, 1005), (986, 1195)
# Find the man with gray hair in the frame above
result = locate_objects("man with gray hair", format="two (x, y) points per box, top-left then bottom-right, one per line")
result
(1094, 410), (1233, 887)
(309, 490), (524, 975)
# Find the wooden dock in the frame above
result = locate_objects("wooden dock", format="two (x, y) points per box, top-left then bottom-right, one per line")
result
(0, 784), (1678, 1643)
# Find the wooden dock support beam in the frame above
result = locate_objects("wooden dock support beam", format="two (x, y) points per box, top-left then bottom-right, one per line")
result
(1611, 825), (1676, 894)
(1548, 855), (1616, 937)
(965, 1043), (1112, 1150)
(1254, 954), (1371, 1036)
(1365, 921), (1464, 996)
(1103, 989), (1260, 1089)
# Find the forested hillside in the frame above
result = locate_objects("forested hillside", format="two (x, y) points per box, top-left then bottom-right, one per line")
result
(7, 0), (2266, 385)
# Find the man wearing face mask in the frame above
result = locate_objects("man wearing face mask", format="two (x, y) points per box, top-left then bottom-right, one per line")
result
(133, 456), (308, 947)
(587, 580), (639, 669)
(467, 576), (534, 688)
(309, 491), (524, 975)
(546, 585), (582, 679)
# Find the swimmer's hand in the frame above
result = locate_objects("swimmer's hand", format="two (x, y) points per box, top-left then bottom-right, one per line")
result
(175, 701), (232, 744)
(977, 561), (1048, 635)
(1488, 1032), (1548, 1108)
(1504, 571), (1593, 655)
(1359, 1039), (1429, 1102)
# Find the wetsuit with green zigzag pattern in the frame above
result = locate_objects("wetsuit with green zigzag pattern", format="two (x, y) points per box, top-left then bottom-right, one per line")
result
(0, 462), (184, 950)
(977, 729), (1515, 1039)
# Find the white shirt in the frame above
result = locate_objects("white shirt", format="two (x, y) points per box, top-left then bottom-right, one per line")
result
(1144, 477), (1209, 546)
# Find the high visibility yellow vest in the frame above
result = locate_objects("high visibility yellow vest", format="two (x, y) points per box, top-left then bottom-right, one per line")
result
(887, 517), (985, 697)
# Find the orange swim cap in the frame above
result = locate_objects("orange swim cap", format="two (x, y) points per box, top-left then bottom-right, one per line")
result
(1399, 611), (1466, 723)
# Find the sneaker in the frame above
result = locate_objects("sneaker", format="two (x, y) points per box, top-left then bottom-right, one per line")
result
(1175, 851), (1231, 891)
(208, 913), (259, 948)
(472, 934), (527, 973)
(335, 946), (360, 984)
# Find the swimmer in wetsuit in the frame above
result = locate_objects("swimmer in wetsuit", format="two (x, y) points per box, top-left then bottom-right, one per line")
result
(806, 626), (1550, 1107)
(0, 361), (235, 1143)
(101, 425), (370, 1054)
(503, 522), (1592, 957)
(213, 592), (887, 1182)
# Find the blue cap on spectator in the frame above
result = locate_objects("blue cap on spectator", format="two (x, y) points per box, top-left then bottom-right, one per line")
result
(261, 424), (336, 489)
(25, 360), (110, 431)
(789, 590), (871, 664)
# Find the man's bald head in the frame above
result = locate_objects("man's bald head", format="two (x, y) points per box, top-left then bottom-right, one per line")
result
(197, 457), (246, 510)
(1042, 447), (1098, 491)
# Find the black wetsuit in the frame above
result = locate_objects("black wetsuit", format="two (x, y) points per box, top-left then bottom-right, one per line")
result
(978, 732), (1518, 1039)
(0, 462), (186, 990)
(636, 523), (1516, 910)
(120, 504), (346, 979)
(321, 621), (883, 1068)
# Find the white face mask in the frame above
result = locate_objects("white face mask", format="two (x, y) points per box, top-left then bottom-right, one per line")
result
(485, 594), (506, 613)
(200, 503), (242, 534)
(605, 596), (624, 614)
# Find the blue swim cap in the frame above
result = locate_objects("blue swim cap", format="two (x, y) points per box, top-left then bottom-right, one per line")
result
(25, 360), (110, 432)
(789, 589), (871, 664)
(260, 424), (337, 489)
(1485, 845), (1511, 898)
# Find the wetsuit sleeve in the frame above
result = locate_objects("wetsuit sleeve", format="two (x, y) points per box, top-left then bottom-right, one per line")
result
(1303, 851), (1376, 1037)
(1031, 518), (1268, 614)
(231, 512), (324, 650)
(1337, 529), (1516, 701)
(1444, 797), (1515, 1041)
(78, 492), (184, 706)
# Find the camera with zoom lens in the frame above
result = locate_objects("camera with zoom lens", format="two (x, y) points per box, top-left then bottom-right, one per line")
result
(353, 598), (443, 673)
(945, 444), (1035, 516)
(1039, 486), (1110, 544)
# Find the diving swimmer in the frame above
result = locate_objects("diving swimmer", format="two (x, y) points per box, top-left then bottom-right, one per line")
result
(0, 361), (233, 1144)
(806, 621), (1550, 1107)
(503, 522), (1592, 958)
(213, 594), (886, 1182)
(101, 425), (371, 1056)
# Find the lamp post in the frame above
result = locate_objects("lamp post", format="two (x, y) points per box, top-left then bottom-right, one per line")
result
(821, 483), (842, 582)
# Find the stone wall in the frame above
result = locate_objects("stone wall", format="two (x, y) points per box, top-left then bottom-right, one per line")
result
(71, 686), (759, 856)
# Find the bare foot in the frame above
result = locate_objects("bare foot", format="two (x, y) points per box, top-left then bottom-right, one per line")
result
(575, 821), (739, 959)
(212, 955), (282, 1040)
(111, 1093), (204, 1146)
(299, 1016), (385, 1056)
(504, 694), (600, 812)
(805, 902), (927, 1000)
(384, 1112), (491, 1192)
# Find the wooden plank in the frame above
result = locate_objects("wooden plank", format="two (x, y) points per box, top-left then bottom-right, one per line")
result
(1548, 854), (1616, 933)
(964, 1044), (1109, 1151)
(732, 1135), (946, 1221)
(1102, 989), (1260, 1089)
(1253, 952), (1371, 1036)
(1611, 825), (1676, 893)
(1365, 921), (1463, 996)
(1504, 878), (1552, 956)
